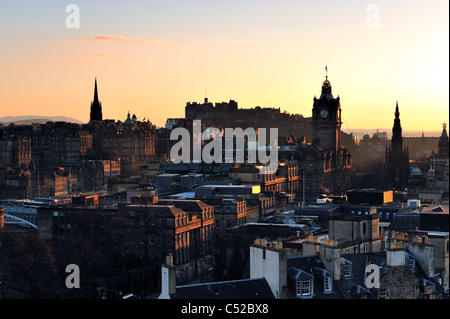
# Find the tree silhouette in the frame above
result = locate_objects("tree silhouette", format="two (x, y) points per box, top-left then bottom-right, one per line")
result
(0, 231), (57, 298)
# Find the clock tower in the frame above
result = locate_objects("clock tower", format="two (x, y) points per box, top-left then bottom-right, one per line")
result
(297, 72), (351, 202)
(311, 75), (342, 156)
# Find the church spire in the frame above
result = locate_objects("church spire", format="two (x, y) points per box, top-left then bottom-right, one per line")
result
(94, 77), (99, 102)
(90, 77), (103, 122)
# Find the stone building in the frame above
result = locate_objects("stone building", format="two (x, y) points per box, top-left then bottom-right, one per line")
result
(249, 235), (446, 299)
(230, 162), (299, 195)
(81, 79), (157, 176)
(296, 76), (352, 202)
(31, 122), (82, 168)
(36, 200), (215, 284)
(327, 205), (382, 254)
(408, 124), (449, 204)
(194, 184), (261, 231)
(0, 133), (32, 168)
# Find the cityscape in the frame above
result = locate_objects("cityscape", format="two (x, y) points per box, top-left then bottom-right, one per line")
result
(0, 0), (448, 311)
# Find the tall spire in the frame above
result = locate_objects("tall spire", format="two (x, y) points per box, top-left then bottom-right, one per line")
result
(90, 77), (103, 122)
(94, 77), (99, 102)
(391, 101), (403, 152)
(384, 101), (409, 190)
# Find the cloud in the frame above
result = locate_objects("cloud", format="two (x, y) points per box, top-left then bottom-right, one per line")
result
(56, 35), (170, 45)
(63, 51), (110, 57)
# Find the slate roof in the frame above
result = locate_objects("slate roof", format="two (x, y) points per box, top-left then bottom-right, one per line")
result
(335, 251), (445, 299)
(157, 199), (212, 212)
(286, 256), (346, 299)
(286, 250), (446, 299)
(172, 278), (275, 299)
(337, 252), (387, 299)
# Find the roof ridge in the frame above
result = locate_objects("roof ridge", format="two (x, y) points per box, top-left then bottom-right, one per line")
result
(177, 277), (265, 289)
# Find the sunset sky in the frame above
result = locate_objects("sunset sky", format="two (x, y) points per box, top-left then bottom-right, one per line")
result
(0, 0), (448, 134)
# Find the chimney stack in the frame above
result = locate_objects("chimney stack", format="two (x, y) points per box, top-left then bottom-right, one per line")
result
(386, 241), (406, 267)
(158, 254), (176, 299)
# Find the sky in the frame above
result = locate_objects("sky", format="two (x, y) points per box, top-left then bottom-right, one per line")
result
(0, 0), (448, 134)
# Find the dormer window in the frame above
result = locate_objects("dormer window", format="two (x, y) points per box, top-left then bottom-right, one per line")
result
(324, 276), (333, 293)
(291, 268), (314, 299)
(343, 264), (352, 277)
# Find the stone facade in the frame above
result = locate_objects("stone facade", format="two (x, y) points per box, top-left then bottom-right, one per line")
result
(378, 260), (419, 299)
(297, 77), (352, 202)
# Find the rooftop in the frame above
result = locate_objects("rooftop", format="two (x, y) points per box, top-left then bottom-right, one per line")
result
(172, 278), (275, 299)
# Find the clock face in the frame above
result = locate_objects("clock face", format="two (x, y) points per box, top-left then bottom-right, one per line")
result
(320, 109), (329, 118)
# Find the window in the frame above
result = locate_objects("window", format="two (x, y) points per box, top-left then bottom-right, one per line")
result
(379, 288), (388, 299)
(379, 212), (383, 219)
(363, 244), (368, 253)
(362, 222), (367, 235)
(301, 280), (312, 296)
(324, 277), (332, 292)
(343, 265), (352, 277)
(425, 286), (433, 295)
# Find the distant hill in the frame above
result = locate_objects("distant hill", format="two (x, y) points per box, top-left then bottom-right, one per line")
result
(0, 116), (85, 125)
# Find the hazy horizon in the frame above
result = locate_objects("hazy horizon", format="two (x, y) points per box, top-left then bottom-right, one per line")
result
(1, 114), (445, 138)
